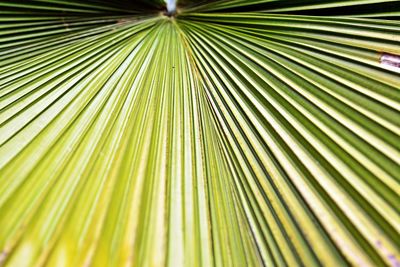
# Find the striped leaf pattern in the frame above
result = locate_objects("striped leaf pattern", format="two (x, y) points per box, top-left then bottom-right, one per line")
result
(0, 1), (399, 266)
(184, 0), (400, 18)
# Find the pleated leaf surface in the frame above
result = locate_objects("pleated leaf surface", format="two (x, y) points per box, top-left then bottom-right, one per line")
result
(0, 0), (399, 266)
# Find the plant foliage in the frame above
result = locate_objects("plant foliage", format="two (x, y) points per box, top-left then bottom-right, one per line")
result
(0, 0), (399, 266)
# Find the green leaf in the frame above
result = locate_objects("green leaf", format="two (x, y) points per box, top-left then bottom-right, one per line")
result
(0, 1), (399, 266)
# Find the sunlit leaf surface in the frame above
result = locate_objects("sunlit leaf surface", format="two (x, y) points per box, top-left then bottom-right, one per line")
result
(0, 0), (399, 266)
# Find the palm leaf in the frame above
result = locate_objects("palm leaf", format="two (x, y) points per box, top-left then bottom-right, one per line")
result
(0, 1), (399, 266)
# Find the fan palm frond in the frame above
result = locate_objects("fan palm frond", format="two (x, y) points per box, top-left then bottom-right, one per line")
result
(0, 1), (399, 266)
